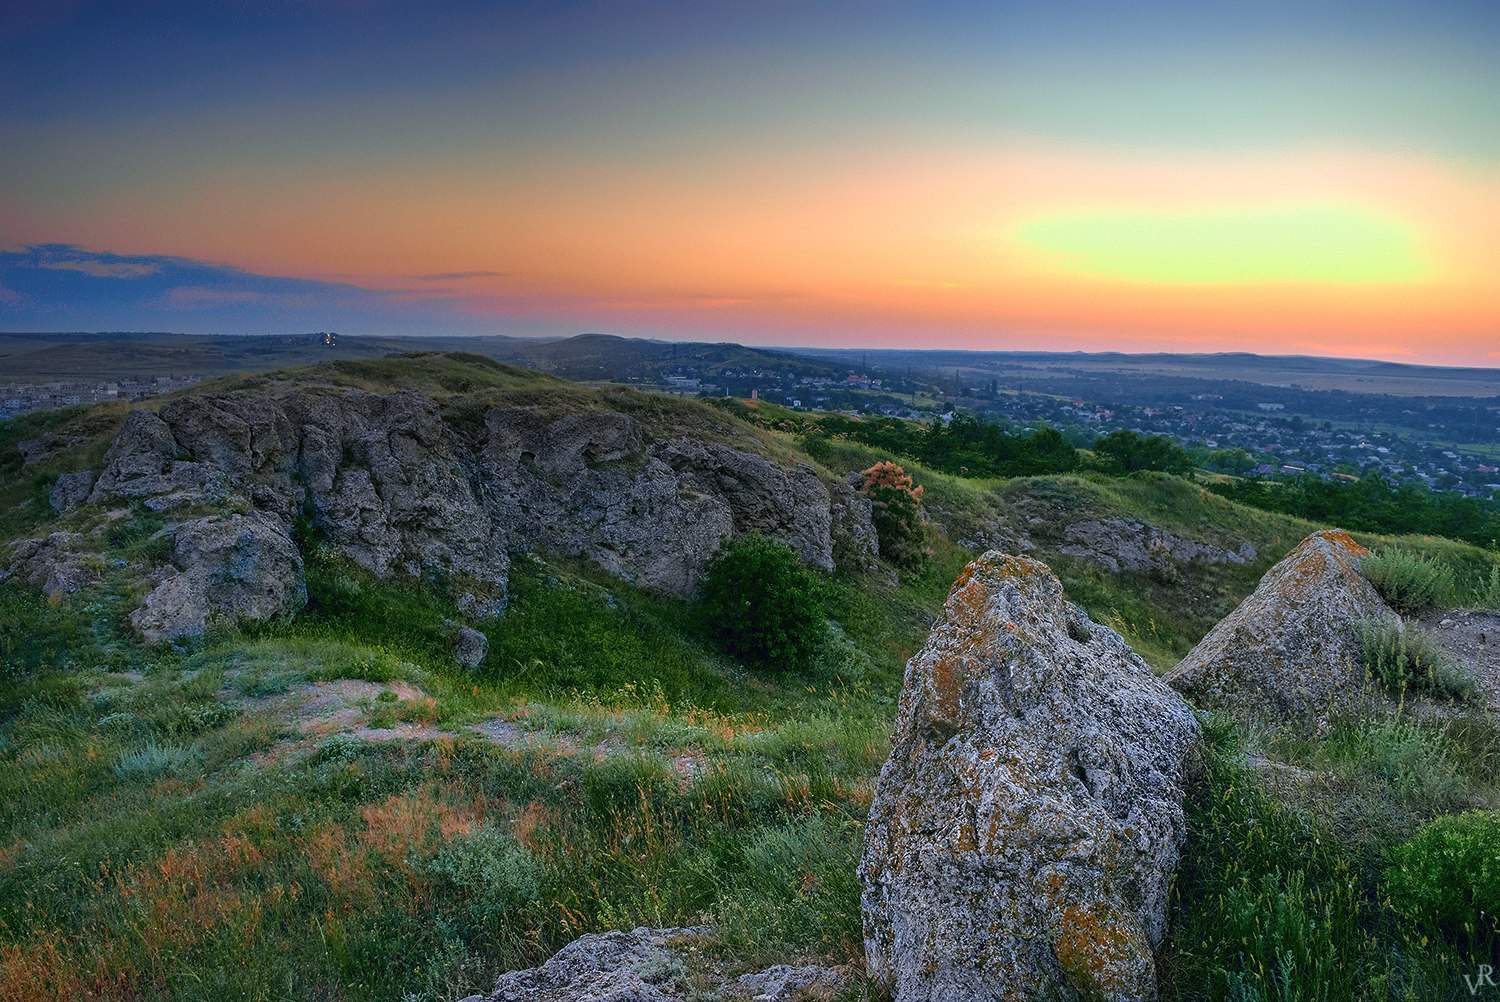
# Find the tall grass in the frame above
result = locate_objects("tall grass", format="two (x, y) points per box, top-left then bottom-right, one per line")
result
(1360, 548), (1456, 613)
(1353, 618), (1476, 702)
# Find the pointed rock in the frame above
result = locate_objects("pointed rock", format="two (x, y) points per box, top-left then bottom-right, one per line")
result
(1165, 528), (1397, 721)
(860, 552), (1199, 1002)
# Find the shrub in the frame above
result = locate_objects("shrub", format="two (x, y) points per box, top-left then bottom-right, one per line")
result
(1360, 548), (1455, 614)
(422, 824), (546, 937)
(1385, 811), (1500, 943)
(859, 461), (927, 569)
(1353, 618), (1475, 702)
(114, 741), (200, 779)
(697, 536), (825, 673)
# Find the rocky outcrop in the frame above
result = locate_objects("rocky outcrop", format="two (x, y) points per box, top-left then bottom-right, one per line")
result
(458, 927), (846, 1002)
(860, 552), (1200, 1002)
(4, 532), (99, 599)
(479, 407), (835, 592)
(1165, 529), (1397, 721)
(1057, 518), (1256, 574)
(77, 377), (855, 639)
(130, 513), (306, 643)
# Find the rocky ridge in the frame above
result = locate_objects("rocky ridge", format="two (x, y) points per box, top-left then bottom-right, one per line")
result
(9, 369), (876, 641)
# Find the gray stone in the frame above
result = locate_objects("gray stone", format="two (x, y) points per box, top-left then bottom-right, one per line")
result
(830, 474), (879, 568)
(1166, 528), (1397, 722)
(446, 621), (489, 670)
(734, 963), (848, 1000)
(477, 926), (707, 1002)
(130, 513), (306, 642)
(49, 470), (95, 513)
(6, 532), (99, 598)
(861, 552), (1200, 1002)
(84, 375), (858, 632)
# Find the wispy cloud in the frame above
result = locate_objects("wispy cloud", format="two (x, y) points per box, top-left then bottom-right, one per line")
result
(412, 270), (506, 281)
(0, 244), (491, 334)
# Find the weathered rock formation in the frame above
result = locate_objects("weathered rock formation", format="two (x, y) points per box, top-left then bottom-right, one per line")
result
(4, 532), (99, 599)
(131, 513), (307, 643)
(26, 369), (871, 640)
(1056, 517), (1257, 574)
(860, 552), (1200, 1002)
(1165, 528), (1398, 721)
(48, 470), (95, 513)
(458, 926), (846, 1002)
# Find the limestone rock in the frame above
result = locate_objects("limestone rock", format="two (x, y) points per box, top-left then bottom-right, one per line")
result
(48, 470), (95, 513)
(80, 371), (858, 631)
(860, 551), (1200, 1002)
(131, 513), (306, 642)
(459, 927), (842, 1002)
(734, 963), (848, 1000)
(5, 532), (99, 598)
(830, 474), (879, 568)
(17, 433), (85, 466)
(465, 926), (707, 1002)
(1165, 528), (1397, 721)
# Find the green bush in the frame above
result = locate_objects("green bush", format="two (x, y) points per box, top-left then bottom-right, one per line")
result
(1385, 811), (1500, 943)
(1360, 548), (1455, 614)
(698, 536), (825, 672)
(423, 824), (546, 937)
(1353, 618), (1475, 702)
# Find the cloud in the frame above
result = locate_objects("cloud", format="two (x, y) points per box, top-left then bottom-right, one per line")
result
(0, 244), (490, 334)
(27, 244), (164, 279)
(412, 270), (507, 281)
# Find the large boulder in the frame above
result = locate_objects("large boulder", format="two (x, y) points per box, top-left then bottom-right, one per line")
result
(1165, 528), (1397, 721)
(860, 552), (1200, 1002)
(130, 513), (306, 642)
(478, 406), (835, 593)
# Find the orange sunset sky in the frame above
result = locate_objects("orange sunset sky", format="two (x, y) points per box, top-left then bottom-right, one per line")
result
(1, 2), (1497, 365)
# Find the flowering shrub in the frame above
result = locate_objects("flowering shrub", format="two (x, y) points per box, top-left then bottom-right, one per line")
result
(860, 461), (928, 569)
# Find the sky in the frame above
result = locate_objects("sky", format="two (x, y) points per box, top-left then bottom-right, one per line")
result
(1, 1), (1497, 365)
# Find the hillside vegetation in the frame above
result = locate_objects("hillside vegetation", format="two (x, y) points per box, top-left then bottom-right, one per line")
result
(1, 353), (1498, 1000)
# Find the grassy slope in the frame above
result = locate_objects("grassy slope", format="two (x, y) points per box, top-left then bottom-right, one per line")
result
(2, 354), (1498, 1000)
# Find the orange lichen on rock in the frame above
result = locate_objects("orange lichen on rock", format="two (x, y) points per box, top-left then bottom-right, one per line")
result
(1053, 903), (1153, 1001)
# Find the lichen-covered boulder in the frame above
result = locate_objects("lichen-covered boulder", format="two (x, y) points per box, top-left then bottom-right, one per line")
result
(1165, 528), (1397, 721)
(860, 552), (1200, 1002)
(131, 513), (306, 642)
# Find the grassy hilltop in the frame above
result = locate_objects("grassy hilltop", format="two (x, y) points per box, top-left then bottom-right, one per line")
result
(1, 353), (1497, 1000)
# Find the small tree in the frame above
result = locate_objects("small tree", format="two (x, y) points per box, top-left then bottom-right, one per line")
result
(860, 461), (928, 569)
(698, 535), (825, 673)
